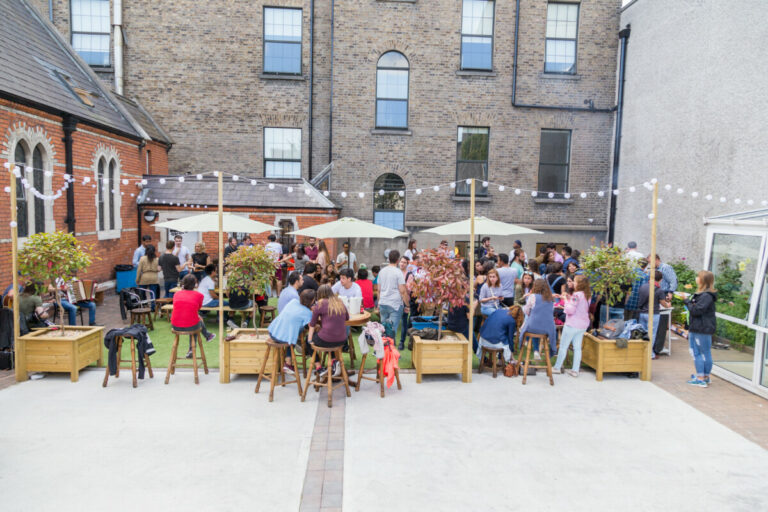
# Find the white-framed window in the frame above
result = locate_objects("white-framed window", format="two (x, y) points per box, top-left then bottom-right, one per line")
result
(263, 7), (302, 74)
(376, 52), (409, 129)
(264, 127), (301, 178)
(461, 0), (495, 71)
(373, 173), (405, 231)
(545, 2), (579, 74)
(92, 147), (122, 238)
(10, 140), (54, 239)
(71, 0), (111, 67)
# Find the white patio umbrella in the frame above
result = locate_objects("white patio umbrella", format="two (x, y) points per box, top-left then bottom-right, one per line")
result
(154, 212), (278, 233)
(288, 217), (408, 239)
(419, 216), (543, 237)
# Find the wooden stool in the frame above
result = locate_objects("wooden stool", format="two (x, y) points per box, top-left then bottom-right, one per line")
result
(154, 298), (173, 320)
(259, 305), (276, 327)
(478, 346), (505, 378)
(354, 346), (401, 398)
(516, 333), (554, 386)
(255, 339), (303, 401)
(345, 330), (358, 366)
(165, 328), (209, 384)
(294, 329), (310, 378)
(301, 344), (351, 408)
(130, 308), (154, 331)
(102, 335), (154, 388)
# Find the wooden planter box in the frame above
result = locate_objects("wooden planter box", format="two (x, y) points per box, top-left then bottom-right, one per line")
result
(18, 326), (104, 382)
(413, 331), (471, 383)
(221, 328), (275, 383)
(581, 332), (651, 381)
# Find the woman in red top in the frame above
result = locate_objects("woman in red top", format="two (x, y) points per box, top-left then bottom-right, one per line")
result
(172, 274), (216, 357)
(308, 284), (349, 377)
(356, 268), (375, 310)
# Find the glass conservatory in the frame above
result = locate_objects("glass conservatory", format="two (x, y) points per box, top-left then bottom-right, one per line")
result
(703, 209), (768, 398)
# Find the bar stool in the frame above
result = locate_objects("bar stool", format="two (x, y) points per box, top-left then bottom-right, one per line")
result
(154, 298), (173, 321)
(354, 347), (402, 398)
(255, 339), (303, 401)
(516, 333), (554, 386)
(102, 335), (154, 388)
(130, 307), (154, 331)
(259, 305), (276, 327)
(301, 344), (351, 408)
(165, 327), (208, 384)
(478, 346), (505, 378)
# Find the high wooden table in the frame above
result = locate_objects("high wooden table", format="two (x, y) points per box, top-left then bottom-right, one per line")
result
(345, 311), (370, 366)
(581, 332), (651, 381)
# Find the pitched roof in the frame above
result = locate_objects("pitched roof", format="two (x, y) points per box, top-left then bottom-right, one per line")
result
(114, 94), (173, 145)
(138, 177), (339, 210)
(0, 0), (149, 140)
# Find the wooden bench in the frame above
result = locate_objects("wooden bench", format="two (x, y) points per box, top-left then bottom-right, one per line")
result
(161, 303), (258, 327)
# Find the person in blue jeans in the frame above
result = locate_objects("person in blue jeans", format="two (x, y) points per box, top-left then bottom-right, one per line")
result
(684, 270), (717, 388)
(54, 278), (98, 325)
(376, 250), (410, 343)
(638, 270), (671, 357)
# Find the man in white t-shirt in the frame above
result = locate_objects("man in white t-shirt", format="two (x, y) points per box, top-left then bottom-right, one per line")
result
(625, 241), (644, 260)
(377, 249), (411, 344)
(336, 241), (358, 272)
(172, 234), (192, 277)
(332, 268), (362, 298)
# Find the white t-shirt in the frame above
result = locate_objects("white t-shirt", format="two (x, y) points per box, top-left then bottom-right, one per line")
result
(336, 251), (357, 270)
(173, 244), (190, 263)
(377, 265), (406, 309)
(265, 242), (283, 260)
(404, 249), (417, 261)
(198, 275), (216, 305)
(332, 281), (362, 298)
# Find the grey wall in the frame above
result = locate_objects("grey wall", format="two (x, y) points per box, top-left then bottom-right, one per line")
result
(614, 0), (768, 268)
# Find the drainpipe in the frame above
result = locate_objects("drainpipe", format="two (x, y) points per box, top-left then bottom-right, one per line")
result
(308, 0), (314, 179)
(608, 25), (631, 244)
(62, 115), (78, 233)
(512, 0), (614, 113)
(48, 0), (52, 22)
(113, 0), (124, 95)
(328, 0), (335, 164)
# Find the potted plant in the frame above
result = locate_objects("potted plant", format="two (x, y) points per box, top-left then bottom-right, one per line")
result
(16, 231), (102, 381)
(225, 244), (275, 299)
(581, 243), (637, 326)
(409, 249), (472, 383)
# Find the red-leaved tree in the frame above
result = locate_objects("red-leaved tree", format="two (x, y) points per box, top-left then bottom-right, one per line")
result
(410, 249), (469, 340)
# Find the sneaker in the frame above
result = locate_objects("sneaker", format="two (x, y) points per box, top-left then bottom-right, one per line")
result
(205, 332), (216, 343)
(240, 321), (248, 329)
(534, 351), (541, 360)
(687, 377), (708, 388)
(691, 374), (712, 385)
(185, 350), (193, 359)
(332, 359), (341, 377)
(397, 343), (404, 351)
(566, 370), (579, 378)
(552, 368), (562, 374)
(283, 364), (295, 375)
(317, 367), (328, 379)
(226, 319), (239, 330)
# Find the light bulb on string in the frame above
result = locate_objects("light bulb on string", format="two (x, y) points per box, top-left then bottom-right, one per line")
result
(657, 198), (663, 204)
(647, 213), (655, 219)
(213, 171), (219, 177)
(548, 192), (554, 198)
(598, 191), (605, 197)
(629, 186), (636, 192)
(465, 179), (471, 185)
(358, 192), (365, 198)
(196, 174), (203, 180)
(45, 171), (53, 178)
(531, 191), (537, 197)
(398, 190), (405, 197)
(341, 192), (347, 198)
(613, 190), (620, 196)
(719, 197), (726, 203)
(122, 179), (129, 185)
(416, 189), (422, 195)
(482, 181), (488, 188)
(287, 186), (293, 193)
(268, 183), (275, 190)
(450, 182), (456, 189)
(232, 175), (239, 181)
(705, 194), (712, 201)
(305, 189), (311, 195)
(747, 199), (754, 205)
(433, 185), (440, 192)
(498, 185), (505, 192)
(691, 191), (699, 198)
(650, 178), (658, 184)
(564, 193), (571, 199)
(178, 176), (185, 183)
(250, 179), (256, 186)
(141, 179), (147, 185)
(159, 178), (166, 185)
(580, 192), (587, 198)
(515, 189), (521, 195)
(676, 188), (684, 194)
(323, 191), (330, 197)
(734, 198), (742, 204)
(378, 189), (385, 195)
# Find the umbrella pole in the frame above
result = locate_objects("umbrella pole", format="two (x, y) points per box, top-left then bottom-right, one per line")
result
(466, 179), (475, 383)
(10, 165), (24, 381)
(218, 170), (226, 383)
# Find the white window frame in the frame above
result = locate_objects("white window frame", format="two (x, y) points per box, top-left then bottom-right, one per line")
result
(264, 127), (302, 178)
(92, 146), (122, 240)
(8, 138), (56, 245)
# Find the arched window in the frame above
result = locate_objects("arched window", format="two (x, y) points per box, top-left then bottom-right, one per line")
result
(32, 145), (45, 234)
(373, 173), (406, 231)
(108, 159), (116, 229)
(13, 144), (28, 238)
(376, 52), (409, 129)
(97, 158), (105, 231)
(93, 149), (122, 237)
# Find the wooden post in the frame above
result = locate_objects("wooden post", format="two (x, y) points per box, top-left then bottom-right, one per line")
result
(10, 165), (25, 381)
(647, 181), (658, 381)
(218, 170), (226, 383)
(466, 179), (475, 383)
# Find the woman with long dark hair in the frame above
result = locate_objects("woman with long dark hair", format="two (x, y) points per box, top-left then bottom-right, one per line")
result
(308, 284), (350, 378)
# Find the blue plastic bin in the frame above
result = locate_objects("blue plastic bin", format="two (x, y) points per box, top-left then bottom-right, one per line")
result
(411, 316), (439, 330)
(116, 268), (137, 292)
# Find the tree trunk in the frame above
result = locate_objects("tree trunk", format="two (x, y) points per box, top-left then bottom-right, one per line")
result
(57, 295), (65, 336)
(437, 303), (444, 341)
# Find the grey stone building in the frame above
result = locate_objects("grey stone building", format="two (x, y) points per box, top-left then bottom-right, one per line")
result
(613, 0), (768, 265)
(31, 0), (623, 261)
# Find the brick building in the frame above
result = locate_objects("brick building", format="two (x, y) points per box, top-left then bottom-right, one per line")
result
(0, 0), (171, 285)
(32, 0), (622, 262)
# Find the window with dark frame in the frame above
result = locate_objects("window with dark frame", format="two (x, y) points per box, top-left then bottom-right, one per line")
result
(97, 158), (105, 231)
(263, 7), (302, 74)
(264, 127), (302, 178)
(108, 160), (116, 229)
(14, 144), (28, 238)
(544, 2), (579, 74)
(461, 0), (494, 71)
(71, 0), (111, 67)
(373, 173), (406, 231)
(376, 52), (409, 129)
(538, 129), (571, 194)
(32, 146), (45, 234)
(455, 127), (490, 196)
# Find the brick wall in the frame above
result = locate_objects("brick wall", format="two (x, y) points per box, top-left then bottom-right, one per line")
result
(0, 98), (168, 286)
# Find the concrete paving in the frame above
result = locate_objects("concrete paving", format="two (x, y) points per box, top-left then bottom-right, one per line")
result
(0, 370), (317, 512)
(344, 373), (768, 512)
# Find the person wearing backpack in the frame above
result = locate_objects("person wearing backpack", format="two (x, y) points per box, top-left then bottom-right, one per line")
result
(545, 262), (565, 295)
(684, 271), (717, 388)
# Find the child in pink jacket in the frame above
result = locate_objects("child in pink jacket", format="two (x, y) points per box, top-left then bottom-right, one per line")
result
(553, 275), (591, 377)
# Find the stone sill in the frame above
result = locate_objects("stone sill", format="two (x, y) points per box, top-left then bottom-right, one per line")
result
(370, 129), (412, 136)
(539, 72), (581, 81)
(259, 73), (306, 81)
(456, 69), (497, 77)
(376, 0), (417, 3)
(452, 195), (491, 203)
(92, 66), (114, 73)
(533, 198), (575, 205)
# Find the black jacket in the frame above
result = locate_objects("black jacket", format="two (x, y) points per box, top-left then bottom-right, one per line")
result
(104, 325), (156, 378)
(685, 291), (717, 334)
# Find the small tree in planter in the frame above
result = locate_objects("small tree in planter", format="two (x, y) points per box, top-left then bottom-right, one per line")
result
(410, 249), (469, 340)
(225, 245), (276, 300)
(18, 231), (94, 335)
(581, 243), (637, 325)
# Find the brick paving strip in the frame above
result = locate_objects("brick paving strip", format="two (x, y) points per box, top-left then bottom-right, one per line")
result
(300, 386), (346, 512)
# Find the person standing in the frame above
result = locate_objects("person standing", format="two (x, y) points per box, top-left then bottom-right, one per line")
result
(132, 235), (152, 267)
(638, 270), (671, 358)
(561, 246), (577, 271)
(304, 237), (319, 262)
(299, 262), (319, 293)
(653, 254), (678, 300)
(316, 240), (331, 270)
(356, 268), (375, 311)
(172, 235), (192, 278)
(624, 258), (650, 320)
(377, 250), (410, 342)
(438, 239), (455, 258)
(159, 240), (184, 298)
(684, 271), (717, 388)
(496, 254), (518, 307)
(553, 275), (591, 377)
(475, 237), (491, 261)
(510, 249), (526, 279)
(265, 234), (285, 296)
(404, 239), (418, 261)
(292, 244), (310, 274)
(625, 241), (644, 260)
(136, 244), (160, 311)
(336, 241), (358, 273)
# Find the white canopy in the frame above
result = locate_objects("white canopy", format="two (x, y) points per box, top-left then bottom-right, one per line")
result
(289, 217), (408, 239)
(154, 212), (278, 233)
(419, 216), (543, 236)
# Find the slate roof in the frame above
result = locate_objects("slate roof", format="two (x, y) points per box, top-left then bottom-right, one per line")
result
(138, 177), (339, 210)
(0, 0), (162, 141)
(115, 94), (173, 144)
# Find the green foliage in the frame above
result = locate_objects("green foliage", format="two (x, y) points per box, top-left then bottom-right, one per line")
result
(670, 259), (697, 324)
(716, 318), (756, 348)
(18, 231), (94, 295)
(411, 249), (469, 339)
(581, 244), (636, 308)
(225, 245), (275, 297)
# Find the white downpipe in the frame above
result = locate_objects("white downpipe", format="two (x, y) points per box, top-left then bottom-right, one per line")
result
(113, 0), (123, 95)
